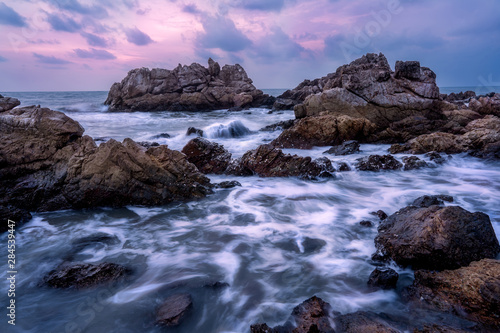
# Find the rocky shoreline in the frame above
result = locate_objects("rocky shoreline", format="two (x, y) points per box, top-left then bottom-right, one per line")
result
(1, 54), (500, 332)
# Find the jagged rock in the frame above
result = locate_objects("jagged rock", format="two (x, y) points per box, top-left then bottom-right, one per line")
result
(371, 210), (388, 220)
(181, 138), (231, 174)
(271, 115), (376, 149)
(226, 144), (335, 178)
(360, 220), (374, 227)
(0, 95), (20, 112)
(43, 262), (128, 289)
(411, 195), (453, 208)
(402, 156), (428, 170)
(374, 204), (500, 270)
(323, 140), (360, 155)
(333, 311), (400, 333)
(441, 109), (482, 135)
(151, 132), (171, 139)
(273, 98), (296, 110)
(367, 268), (399, 290)
(0, 105), (211, 216)
(469, 93), (500, 117)
(355, 155), (403, 171)
(259, 119), (296, 132)
(425, 152), (447, 164)
(214, 180), (241, 189)
(137, 141), (160, 148)
(156, 294), (193, 327)
(405, 259), (500, 328)
(375, 115), (447, 143)
(186, 127), (203, 137)
(442, 91), (476, 103)
(104, 58), (272, 111)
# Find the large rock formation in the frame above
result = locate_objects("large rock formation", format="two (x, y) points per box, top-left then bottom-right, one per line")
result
(0, 105), (211, 222)
(405, 259), (500, 328)
(374, 201), (500, 271)
(104, 58), (273, 111)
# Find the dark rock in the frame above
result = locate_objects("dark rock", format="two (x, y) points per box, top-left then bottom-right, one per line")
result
(375, 205), (500, 270)
(203, 281), (229, 289)
(0, 105), (212, 214)
(43, 262), (128, 289)
(71, 233), (120, 255)
(405, 259), (500, 328)
(395, 60), (422, 80)
(151, 132), (171, 139)
(337, 162), (351, 171)
(355, 155), (403, 171)
(273, 98), (296, 110)
(186, 127), (203, 137)
(425, 152), (447, 164)
(367, 268), (399, 290)
(181, 137), (231, 174)
(411, 195), (453, 208)
(156, 293), (193, 327)
(105, 58), (272, 111)
(302, 237), (327, 253)
(136, 141), (160, 148)
(402, 156), (428, 170)
(214, 180), (241, 189)
(259, 119), (296, 132)
(0, 95), (20, 112)
(0, 205), (32, 233)
(360, 220), (374, 227)
(370, 210), (388, 221)
(323, 140), (360, 155)
(444, 91), (476, 103)
(205, 120), (252, 138)
(333, 311), (400, 333)
(469, 93), (500, 117)
(226, 144), (335, 178)
(413, 324), (473, 333)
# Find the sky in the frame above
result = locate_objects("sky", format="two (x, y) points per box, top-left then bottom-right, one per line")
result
(0, 0), (499, 91)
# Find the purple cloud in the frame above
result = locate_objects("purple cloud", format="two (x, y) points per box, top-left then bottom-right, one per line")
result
(182, 4), (200, 14)
(237, 0), (286, 12)
(0, 54), (7, 62)
(197, 15), (252, 52)
(0, 2), (27, 27)
(252, 27), (305, 62)
(46, 0), (108, 19)
(124, 27), (154, 46)
(81, 32), (109, 47)
(46, 13), (82, 32)
(74, 48), (117, 60)
(33, 53), (72, 65)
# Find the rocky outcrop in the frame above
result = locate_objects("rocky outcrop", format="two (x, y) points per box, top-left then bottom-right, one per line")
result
(469, 93), (500, 117)
(405, 259), (500, 328)
(259, 119), (297, 132)
(226, 144), (335, 178)
(43, 262), (128, 289)
(105, 58), (273, 111)
(181, 138), (232, 174)
(374, 202), (500, 270)
(355, 155), (403, 171)
(0, 105), (211, 218)
(323, 140), (360, 155)
(271, 115), (376, 149)
(402, 156), (428, 170)
(0, 94), (20, 112)
(389, 115), (500, 158)
(367, 268), (399, 290)
(156, 294), (193, 327)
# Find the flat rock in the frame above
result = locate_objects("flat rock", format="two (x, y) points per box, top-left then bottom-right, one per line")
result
(333, 311), (400, 333)
(43, 262), (128, 289)
(156, 293), (193, 327)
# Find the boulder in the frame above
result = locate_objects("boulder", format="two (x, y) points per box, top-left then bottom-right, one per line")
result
(374, 204), (500, 270)
(156, 293), (193, 327)
(43, 262), (128, 289)
(186, 127), (203, 137)
(181, 138), (232, 174)
(411, 195), (453, 208)
(405, 259), (500, 328)
(371, 210), (388, 221)
(367, 268), (399, 290)
(355, 155), (402, 171)
(0, 95), (20, 112)
(226, 144), (335, 178)
(214, 180), (241, 189)
(0, 105), (212, 216)
(104, 58), (272, 111)
(271, 115), (376, 149)
(402, 156), (428, 170)
(323, 140), (360, 155)
(333, 311), (400, 333)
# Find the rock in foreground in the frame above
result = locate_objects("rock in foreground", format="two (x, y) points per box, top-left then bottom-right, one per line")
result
(181, 137), (232, 174)
(374, 204), (500, 270)
(43, 262), (128, 289)
(156, 294), (193, 327)
(105, 58), (272, 111)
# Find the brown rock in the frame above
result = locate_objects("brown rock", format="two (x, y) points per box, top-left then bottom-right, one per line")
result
(405, 259), (500, 328)
(469, 93), (500, 117)
(0, 95), (20, 112)
(333, 311), (400, 333)
(43, 262), (128, 289)
(181, 138), (232, 174)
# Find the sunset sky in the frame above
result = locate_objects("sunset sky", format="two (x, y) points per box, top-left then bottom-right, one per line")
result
(0, 0), (499, 91)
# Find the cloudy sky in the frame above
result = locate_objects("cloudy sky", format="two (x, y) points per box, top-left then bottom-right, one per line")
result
(0, 0), (499, 91)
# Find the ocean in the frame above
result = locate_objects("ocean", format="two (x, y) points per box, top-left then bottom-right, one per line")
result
(0, 88), (499, 332)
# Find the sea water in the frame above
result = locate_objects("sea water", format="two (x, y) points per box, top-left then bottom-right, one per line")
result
(0, 89), (499, 332)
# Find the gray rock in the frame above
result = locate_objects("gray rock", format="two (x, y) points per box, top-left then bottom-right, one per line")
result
(156, 294), (192, 327)
(355, 155), (403, 171)
(323, 140), (360, 155)
(43, 262), (128, 289)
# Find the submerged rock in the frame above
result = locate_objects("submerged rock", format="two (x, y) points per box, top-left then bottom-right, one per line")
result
(226, 144), (335, 178)
(156, 293), (193, 327)
(43, 262), (128, 289)
(374, 204), (500, 270)
(323, 140), (360, 155)
(355, 155), (403, 171)
(105, 58), (272, 111)
(181, 137), (232, 174)
(405, 259), (500, 328)
(204, 120), (252, 138)
(186, 127), (203, 137)
(402, 156), (428, 170)
(367, 268), (399, 290)
(214, 180), (241, 189)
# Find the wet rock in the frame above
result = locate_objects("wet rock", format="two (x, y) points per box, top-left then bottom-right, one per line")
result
(0, 205), (32, 233)
(226, 144), (335, 178)
(413, 324), (473, 333)
(203, 281), (229, 289)
(151, 132), (171, 139)
(186, 127), (203, 137)
(105, 58), (272, 111)
(0, 105), (212, 214)
(323, 140), (360, 155)
(214, 180), (241, 189)
(355, 155), (403, 171)
(405, 259), (500, 328)
(337, 162), (351, 171)
(402, 156), (428, 170)
(273, 98), (296, 110)
(43, 262), (128, 289)
(375, 204), (500, 270)
(271, 115), (376, 149)
(259, 119), (296, 132)
(0, 95), (20, 112)
(302, 237), (327, 254)
(469, 93), (500, 117)
(360, 220), (374, 227)
(136, 141), (160, 149)
(181, 137), (231, 174)
(333, 311), (400, 333)
(425, 152), (447, 164)
(205, 120), (252, 138)
(156, 293), (193, 327)
(411, 195), (453, 208)
(370, 210), (388, 221)
(367, 268), (399, 290)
